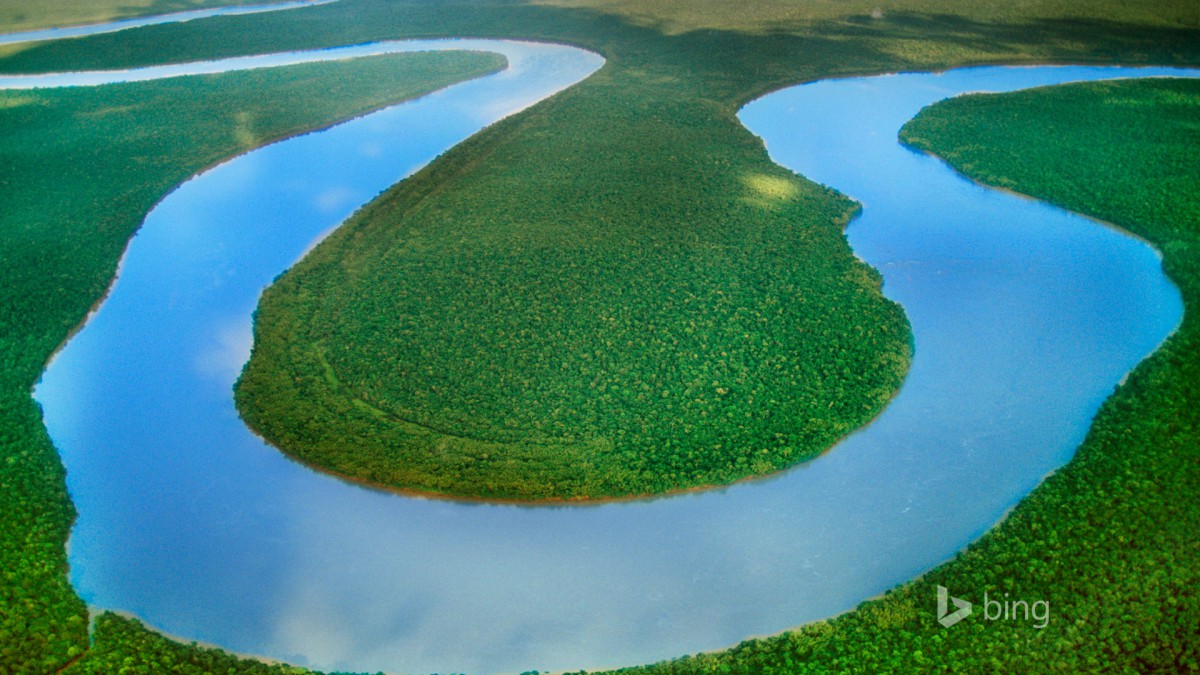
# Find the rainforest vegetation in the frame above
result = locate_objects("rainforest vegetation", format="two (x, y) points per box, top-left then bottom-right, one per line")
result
(73, 614), (317, 675)
(593, 77), (1200, 674)
(2, 0), (1200, 671)
(0, 49), (503, 673)
(233, 58), (912, 501)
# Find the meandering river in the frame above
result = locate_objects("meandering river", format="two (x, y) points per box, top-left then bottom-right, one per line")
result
(14, 17), (1196, 674)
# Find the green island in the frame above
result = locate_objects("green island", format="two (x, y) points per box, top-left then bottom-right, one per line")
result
(1, 0), (1200, 672)
(0, 49), (504, 672)
(232, 45), (912, 501)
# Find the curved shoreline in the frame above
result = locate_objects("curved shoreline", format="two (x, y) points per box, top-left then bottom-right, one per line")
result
(249, 333), (911, 505)
(29, 51), (512, 397)
(0, 38), (541, 89)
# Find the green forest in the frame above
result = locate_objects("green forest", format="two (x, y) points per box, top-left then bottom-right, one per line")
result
(595, 77), (1200, 674)
(233, 52), (912, 501)
(73, 614), (317, 675)
(2, 0), (1200, 672)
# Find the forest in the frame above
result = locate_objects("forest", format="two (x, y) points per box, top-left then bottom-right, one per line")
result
(75, 614), (317, 675)
(2, 0), (1200, 671)
(234, 54), (912, 500)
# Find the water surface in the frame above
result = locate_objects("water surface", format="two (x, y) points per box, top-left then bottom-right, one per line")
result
(28, 55), (1197, 673)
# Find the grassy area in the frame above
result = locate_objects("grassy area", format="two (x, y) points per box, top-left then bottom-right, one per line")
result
(0, 49), (504, 673)
(593, 77), (1200, 674)
(1, 0), (1200, 671)
(0, 0), (287, 34)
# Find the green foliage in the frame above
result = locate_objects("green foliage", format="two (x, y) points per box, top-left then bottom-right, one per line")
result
(235, 55), (912, 501)
(0, 51), (502, 674)
(70, 613), (321, 675)
(599, 77), (1200, 674)
(0, 390), (85, 674)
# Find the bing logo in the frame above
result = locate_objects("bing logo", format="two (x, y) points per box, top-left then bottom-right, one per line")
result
(936, 585), (1050, 629)
(937, 585), (972, 628)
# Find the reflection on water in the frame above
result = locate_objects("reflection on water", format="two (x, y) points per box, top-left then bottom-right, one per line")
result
(29, 53), (1197, 674)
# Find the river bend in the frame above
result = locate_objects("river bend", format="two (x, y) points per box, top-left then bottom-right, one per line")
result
(15, 27), (1195, 675)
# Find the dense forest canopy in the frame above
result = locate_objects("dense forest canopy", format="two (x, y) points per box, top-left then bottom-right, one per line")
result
(234, 47), (912, 500)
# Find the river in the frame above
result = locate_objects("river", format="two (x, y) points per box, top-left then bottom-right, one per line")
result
(15, 21), (1195, 675)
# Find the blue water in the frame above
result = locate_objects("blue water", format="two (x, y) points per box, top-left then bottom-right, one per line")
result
(0, 38), (537, 89)
(21, 40), (1196, 675)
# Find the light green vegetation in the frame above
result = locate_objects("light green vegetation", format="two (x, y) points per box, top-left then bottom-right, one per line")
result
(0, 50), (504, 673)
(0, 0), (282, 35)
(594, 77), (1200, 673)
(1, 0), (1199, 671)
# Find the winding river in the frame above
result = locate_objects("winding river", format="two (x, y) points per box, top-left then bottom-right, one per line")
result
(12, 13), (1197, 674)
